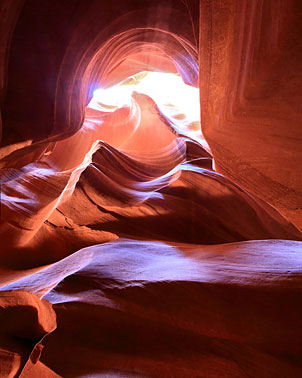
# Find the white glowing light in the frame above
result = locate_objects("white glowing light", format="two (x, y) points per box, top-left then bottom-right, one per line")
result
(89, 72), (200, 117)
(135, 72), (201, 121)
(87, 71), (209, 148)
(90, 85), (134, 111)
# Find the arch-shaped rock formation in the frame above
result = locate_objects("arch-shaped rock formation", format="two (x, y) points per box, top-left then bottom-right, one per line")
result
(0, 1), (301, 377)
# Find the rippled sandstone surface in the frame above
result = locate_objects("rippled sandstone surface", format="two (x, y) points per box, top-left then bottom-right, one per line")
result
(0, 1), (301, 377)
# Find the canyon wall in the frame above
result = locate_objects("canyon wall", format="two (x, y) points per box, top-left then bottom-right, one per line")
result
(0, 1), (301, 377)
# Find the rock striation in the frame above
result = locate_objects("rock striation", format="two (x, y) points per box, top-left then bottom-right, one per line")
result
(0, 0), (301, 377)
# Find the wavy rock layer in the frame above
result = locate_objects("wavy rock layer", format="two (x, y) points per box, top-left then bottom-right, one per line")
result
(0, 239), (301, 377)
(0, 0), (301, 377)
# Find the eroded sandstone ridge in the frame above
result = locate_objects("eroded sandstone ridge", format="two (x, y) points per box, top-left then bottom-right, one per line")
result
(0, 1), (301, 377)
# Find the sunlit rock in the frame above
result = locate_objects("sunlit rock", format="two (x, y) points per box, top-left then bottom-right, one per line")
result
(0, 1), (301, 377)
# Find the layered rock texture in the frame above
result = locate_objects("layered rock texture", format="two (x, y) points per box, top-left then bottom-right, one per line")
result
(0, 0), (301, 377)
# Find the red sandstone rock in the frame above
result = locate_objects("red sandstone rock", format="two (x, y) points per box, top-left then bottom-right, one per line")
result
(0, 1), (301, 377)
(0, 290), (56, 377)
(199, 0), (302, 228)
(0, 239), (301, 377)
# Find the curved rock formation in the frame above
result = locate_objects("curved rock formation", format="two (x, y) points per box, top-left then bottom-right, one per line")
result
(0, 0), (301, 377)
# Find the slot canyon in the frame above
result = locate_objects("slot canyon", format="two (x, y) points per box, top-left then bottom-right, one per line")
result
(0, 0), (301, 377)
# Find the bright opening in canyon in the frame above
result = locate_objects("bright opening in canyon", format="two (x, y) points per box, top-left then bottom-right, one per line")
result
(87, 71), (210, 151)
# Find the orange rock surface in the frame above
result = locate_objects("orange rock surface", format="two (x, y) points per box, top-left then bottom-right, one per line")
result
(0, 1), (301, 377)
